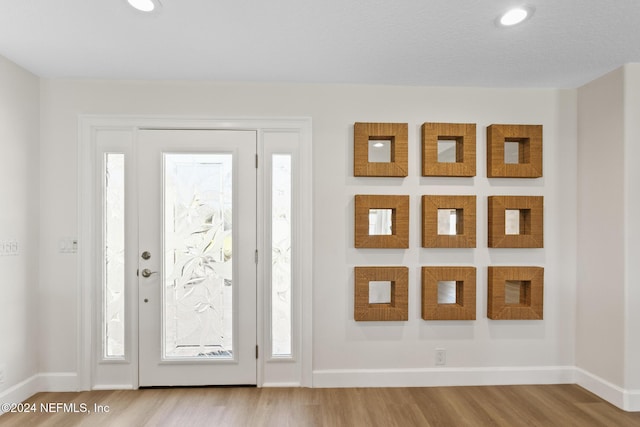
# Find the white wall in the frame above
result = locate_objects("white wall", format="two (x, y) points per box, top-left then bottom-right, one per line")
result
(0, 56), (40, 394)
(38, 80), (578, 386)
(315, 88), (577, 383)
(576, 65), (640, 410)
(623, 64), (640, 393)
(576, 68), (626, 387)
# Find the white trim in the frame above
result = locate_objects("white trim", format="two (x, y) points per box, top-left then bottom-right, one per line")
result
(627, 390), (640, 412)
(78, 121), (95, 391)
(0, 372), (79, 413)
(298, 122), (313, 388)
(313, 366), (576, 388)
(256, 130), (265, 387)
(575, 367), (640, 412)
(78, 115), (313, 389)
(35, 373), (79, 391)
(0, 375), (40, 414)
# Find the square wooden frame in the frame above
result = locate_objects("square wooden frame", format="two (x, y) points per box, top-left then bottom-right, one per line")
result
(422, 267), (476, 320)
(355, 267), (409, 321)
(422, 122), (476, 177)
(355, 195), (409, 248)
(488, 266), (544, 320)
(422, 195), (476, 248)
(487, 124), (543, 178)
(488, 196), (543, 248)
(354, 122), (408, 177)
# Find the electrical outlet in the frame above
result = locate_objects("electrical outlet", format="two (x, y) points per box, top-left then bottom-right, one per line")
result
(0, 240), (19, 256)
(435, 348), (446, 366)
(0, 363), (6, 384)
(59, 237), (78, 254)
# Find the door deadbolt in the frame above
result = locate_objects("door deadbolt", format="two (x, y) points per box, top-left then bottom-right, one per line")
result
(141, 251), (151, 260)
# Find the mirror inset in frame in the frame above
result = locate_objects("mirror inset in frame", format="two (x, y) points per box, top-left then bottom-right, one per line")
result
(368, 281), (392, 304)
(422, 122), (476, 177)
(488, 196), (543, 248)
(368, 208), (393, 236)
(368, 139), (392, 163)
(488, 266), (543, 320)
(354, 122), (408, 177)
(422, 267), (476, 321)
(422, 195), (476, 248)
(355, 195), (409, 248)
(487, 124), (542, 178)
(355, 267), (408, 321)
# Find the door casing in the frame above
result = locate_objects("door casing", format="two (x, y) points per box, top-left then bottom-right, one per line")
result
(78, 116), (313, 389)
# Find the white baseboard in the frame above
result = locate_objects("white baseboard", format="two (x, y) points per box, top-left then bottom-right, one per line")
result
(0, 375), (40, 414)
(575, 368), (640, 412)
(313, 366), (576, 388)
(626, 389), (640, 412)
(3, 369), (638, 414)
(36, 372), (79, 392)
(0, 372), (79, 414)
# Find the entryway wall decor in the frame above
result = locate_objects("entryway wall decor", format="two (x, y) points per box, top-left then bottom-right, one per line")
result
(422, 195), (477, 248)
(352, 121), (544, 321)
(486, 124), (543, 178)
(354, 266), (409, 321)
(354, 194), (410, 249)
(487, 266), (544, 320)
(422, 122), (477, 177)
(421, 266), (477, 321)
(353, 122), (408, 177)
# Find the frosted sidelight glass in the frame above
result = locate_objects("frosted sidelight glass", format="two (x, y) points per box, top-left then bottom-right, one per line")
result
(104, 153), (125, 358)
(163, 154), (233, 359)
(272, 154), (292, 357)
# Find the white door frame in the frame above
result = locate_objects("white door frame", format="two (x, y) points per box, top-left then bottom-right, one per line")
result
(78, 115), (313, 389)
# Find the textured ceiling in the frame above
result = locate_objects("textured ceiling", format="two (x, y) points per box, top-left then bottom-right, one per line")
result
(1, 0), (639, 88)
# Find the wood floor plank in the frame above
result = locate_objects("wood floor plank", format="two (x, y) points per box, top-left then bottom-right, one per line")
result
(1, 385), (639, 427)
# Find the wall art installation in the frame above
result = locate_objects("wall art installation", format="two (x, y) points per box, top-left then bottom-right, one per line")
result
(422, 195), (476, 248)
(487, 124), (543, 178)
(354, 266), (409, 321)
(488, 195), (543, 248)
(354, 194), (410, 248)
(422, 122), (476, 177)
(354, 122), (409, 177)
(421, 266), (476, 320)
(351, 119), (547, 324)
(487, 266), (544, 320)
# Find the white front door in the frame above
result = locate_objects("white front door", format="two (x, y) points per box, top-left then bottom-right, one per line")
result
(137, 129), (257, 387)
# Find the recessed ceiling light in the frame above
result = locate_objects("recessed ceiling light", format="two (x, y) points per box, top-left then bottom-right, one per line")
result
(373, 142), (385, 148)
(127, 0), (159, 12)
(498, 7), (533, 27)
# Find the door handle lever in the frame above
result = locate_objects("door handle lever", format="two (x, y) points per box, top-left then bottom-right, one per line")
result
(141, 268), (157, 278)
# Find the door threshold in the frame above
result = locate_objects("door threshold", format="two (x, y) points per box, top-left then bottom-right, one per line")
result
(139, 384), (257, 389)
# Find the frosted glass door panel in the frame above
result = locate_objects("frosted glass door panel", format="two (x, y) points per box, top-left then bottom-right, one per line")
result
(163, 154), (233, 359)
(271, 154), (292, 357)
(138, 129), (256, 387)
(104, 153), (125, 358)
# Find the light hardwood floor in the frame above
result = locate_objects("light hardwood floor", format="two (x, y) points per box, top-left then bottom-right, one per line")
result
(1, 385), (639, 426)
